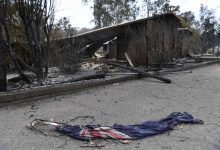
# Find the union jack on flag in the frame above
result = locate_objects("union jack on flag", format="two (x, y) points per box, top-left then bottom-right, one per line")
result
(80, 126), (131, 140)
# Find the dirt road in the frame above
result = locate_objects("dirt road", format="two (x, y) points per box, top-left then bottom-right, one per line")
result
(1, 64), (220, 150)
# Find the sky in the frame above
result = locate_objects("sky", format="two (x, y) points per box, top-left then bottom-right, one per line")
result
(55, 0), (220, 28)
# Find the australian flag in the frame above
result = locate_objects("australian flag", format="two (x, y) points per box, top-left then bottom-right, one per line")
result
(56, 112), (203, 141)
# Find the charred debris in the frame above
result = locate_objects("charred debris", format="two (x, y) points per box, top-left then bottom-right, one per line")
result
(55, 13), (194, 83)
(7, 13), (198, 90)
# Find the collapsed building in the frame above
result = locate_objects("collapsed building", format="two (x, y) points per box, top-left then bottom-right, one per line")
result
(55, 13), (192, 67)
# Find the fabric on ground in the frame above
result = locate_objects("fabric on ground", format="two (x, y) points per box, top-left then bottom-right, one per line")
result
(56, 112), (203, 141)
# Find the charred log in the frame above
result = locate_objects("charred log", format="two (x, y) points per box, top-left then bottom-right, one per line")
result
(103, 60), (172, 84)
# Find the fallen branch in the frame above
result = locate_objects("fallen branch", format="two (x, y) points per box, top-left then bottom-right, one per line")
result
(15, 54), (38, 75)
(103, 60), (171, 84)
(8, 74), (35, 83)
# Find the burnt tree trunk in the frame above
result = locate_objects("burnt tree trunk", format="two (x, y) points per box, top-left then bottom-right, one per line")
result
(0, 53), (7, 92)
(1, 23), (32, 84)
(0, 27), (7, 91)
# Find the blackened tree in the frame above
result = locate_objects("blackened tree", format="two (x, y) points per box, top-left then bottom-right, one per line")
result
(0, 25), (7, 91)
(15, 0), (55, 80)
(200, 4), (217, 53)
(0, 0), (32, 84)
(83, 0), (139, 28)
(56, 17), (77, 38)
(143, 0), (180, 17)
(181, 11), (198, 27)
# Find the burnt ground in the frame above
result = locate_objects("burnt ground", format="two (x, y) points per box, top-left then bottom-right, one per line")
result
(0, 64), (220, 150)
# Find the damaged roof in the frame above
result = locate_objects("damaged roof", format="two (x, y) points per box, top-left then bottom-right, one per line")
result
(59, 13), (184, 45)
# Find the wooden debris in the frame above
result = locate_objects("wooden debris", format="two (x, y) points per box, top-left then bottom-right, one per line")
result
(125, 52), (134, 67)
(103, 60), (171, 84)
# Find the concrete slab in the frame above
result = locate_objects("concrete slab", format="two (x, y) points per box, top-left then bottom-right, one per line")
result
(0, 64), (220, 150)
